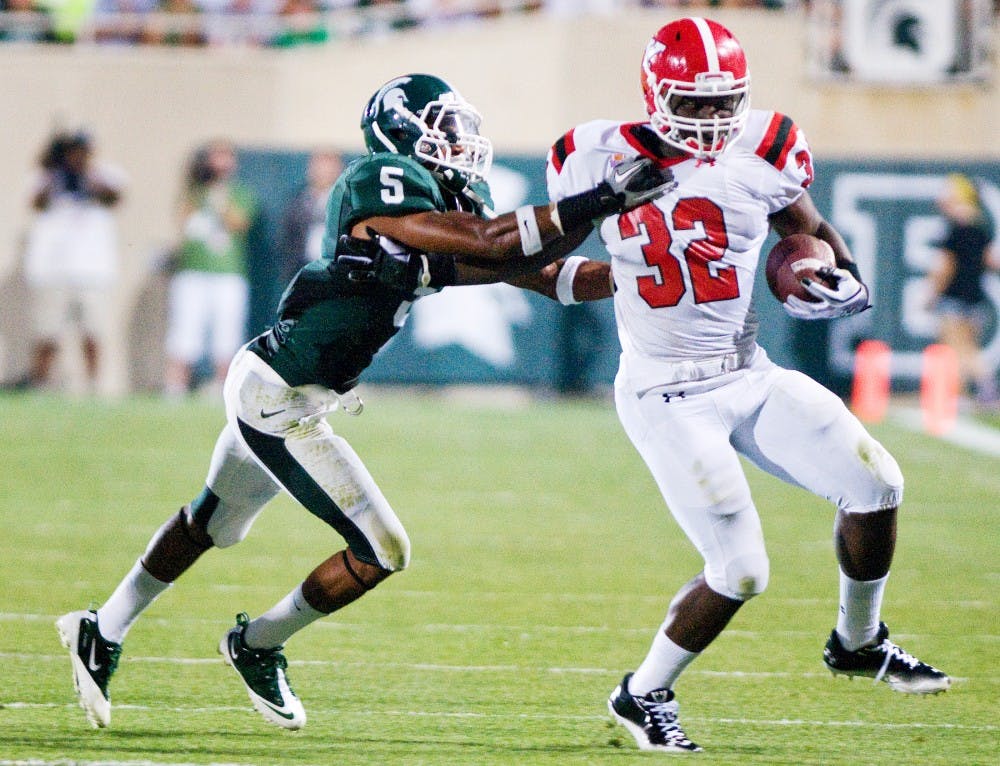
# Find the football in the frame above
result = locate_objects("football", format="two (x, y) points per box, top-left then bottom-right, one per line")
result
(764, 233), (836, 303)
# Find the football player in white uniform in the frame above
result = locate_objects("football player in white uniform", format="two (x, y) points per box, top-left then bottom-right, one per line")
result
(521, 16), (951, 753)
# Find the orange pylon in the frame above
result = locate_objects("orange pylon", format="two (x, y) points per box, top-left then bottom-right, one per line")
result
(851, 340), (892, 423)
(920, 344), (960, 436)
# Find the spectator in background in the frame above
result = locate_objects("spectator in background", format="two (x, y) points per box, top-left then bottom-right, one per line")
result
(355, 0), (418, 35)
(195, 0), (281, 46)
(21, 131), (126, 392)
(543, 0), (622, 15)
(0, 0), (54, 42)
(38, 0), (95, 43)
(269, 0), (329, 47)
(141, 0), (207, 46)
(277, 149), (341, 286)
(404, 0), (499, 25)
(927, 173), (999, 407)
(163, 139), (257, 398)
(93, 0), (159, 45)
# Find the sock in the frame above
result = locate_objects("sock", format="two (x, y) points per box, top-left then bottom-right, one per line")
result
(96, 559), (172, 644)
(243, 584), (326, 649)
(628, 626), (699, 696)
(836, 570), (888, 651)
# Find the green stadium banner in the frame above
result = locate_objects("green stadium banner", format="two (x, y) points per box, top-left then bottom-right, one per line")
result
(237, 150), (999, 395)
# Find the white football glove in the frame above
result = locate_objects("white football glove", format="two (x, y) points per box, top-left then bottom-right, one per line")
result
(783, 266), (870, 320)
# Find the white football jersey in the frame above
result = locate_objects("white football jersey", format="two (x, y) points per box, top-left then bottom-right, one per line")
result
(546, 110), (814, 391)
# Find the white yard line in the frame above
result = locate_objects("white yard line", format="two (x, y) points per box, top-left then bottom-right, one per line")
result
(0, 705), (994, 731)
(2, 611), (993, 635)
(0, 651), (981, 683)
(0, 761), (268, 766)
(891, 406), (1000, 456)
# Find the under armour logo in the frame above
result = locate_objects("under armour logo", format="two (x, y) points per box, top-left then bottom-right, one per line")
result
(661, 391), (685, 403)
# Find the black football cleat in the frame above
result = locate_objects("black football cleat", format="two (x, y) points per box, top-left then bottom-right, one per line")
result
(55, 610), (122, 727)
(608, 672), (702, 752)
(824, 622), (951, 694)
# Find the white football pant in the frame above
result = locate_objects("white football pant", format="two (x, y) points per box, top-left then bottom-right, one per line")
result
(199, 345), (410, 571)
(615, 346), (903, 601)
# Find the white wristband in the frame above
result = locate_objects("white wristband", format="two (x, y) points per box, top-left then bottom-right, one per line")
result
(515, 205), (543, 256)
(556, 255), (587, 305)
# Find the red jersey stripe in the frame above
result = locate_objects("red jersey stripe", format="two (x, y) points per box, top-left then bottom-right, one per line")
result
(550, 129), (576, 173)
(755, 113), (796, 170)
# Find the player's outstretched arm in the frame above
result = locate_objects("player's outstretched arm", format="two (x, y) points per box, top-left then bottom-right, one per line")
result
(336, 230), (595, 290)
(354, 157), (673, 271)
(509, 256), (613, 304)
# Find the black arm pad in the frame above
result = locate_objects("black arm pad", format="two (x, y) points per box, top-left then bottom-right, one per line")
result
(423, 252), (458, 289)
(555, 182), (618, 232)
(336, 235), (457, 293)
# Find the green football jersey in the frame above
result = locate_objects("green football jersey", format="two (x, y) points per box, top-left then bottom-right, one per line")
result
(250, 153), (493, 392)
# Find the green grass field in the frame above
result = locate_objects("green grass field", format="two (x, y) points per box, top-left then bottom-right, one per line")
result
(2, 390), (997, 765)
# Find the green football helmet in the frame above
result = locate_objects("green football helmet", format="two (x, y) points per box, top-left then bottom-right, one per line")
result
(361, 73), (493, 193)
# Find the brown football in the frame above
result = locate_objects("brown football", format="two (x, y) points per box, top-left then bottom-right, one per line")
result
(765, 233), (836, 303)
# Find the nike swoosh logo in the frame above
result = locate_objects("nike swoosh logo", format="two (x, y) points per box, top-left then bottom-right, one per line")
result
(260, 699), (297, 720)
(87, 637), (102, 673)
(612, 162), (644, 186)
(259, 408), (286, 419)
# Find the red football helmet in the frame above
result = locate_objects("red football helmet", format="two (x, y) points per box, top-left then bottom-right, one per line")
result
(641, 17), (750, 161)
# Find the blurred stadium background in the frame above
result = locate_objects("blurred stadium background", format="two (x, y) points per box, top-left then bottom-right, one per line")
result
(2, 4), (999, 764)
(0, 0), (997, 403)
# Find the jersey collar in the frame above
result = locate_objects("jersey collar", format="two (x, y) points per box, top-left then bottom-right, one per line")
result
(620, 123), (689, 168)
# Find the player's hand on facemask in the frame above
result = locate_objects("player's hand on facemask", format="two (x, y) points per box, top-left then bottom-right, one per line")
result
(783, 266), (870, 320)
(601, 157), (676, 213)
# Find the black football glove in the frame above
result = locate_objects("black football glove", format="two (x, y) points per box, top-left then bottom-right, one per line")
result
(601, 156), (676, 213)
(555, 157), (675, 232)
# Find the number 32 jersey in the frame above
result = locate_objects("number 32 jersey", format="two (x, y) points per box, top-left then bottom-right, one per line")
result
(546, 111), (814, 392)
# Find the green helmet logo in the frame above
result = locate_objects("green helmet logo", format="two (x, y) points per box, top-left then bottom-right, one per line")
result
(361, 73), (493, 192)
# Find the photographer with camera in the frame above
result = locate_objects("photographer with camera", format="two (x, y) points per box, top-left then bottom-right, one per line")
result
(20, 130), (126, 393)
(163, 139), (258, 398)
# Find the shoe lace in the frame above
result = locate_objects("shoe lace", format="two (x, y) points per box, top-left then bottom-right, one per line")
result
(242, 645), (288, 685)
(231, 614), (292, 694)
(643, 700), (692, 746)
(874, 640), (921, 682)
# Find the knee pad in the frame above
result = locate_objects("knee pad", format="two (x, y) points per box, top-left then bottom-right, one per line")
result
(352, 529), (410, 573)
(706, 551), (770, 601)
(844, 435), (905, 513)
(726, 552), (770, 600)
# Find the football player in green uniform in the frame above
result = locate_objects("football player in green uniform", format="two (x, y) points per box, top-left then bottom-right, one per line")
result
(56, 73), (674, 730)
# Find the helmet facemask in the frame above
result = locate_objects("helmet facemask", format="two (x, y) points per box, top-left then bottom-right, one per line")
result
(649, 72), (750, 161)
(412, 98), (493, 192)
